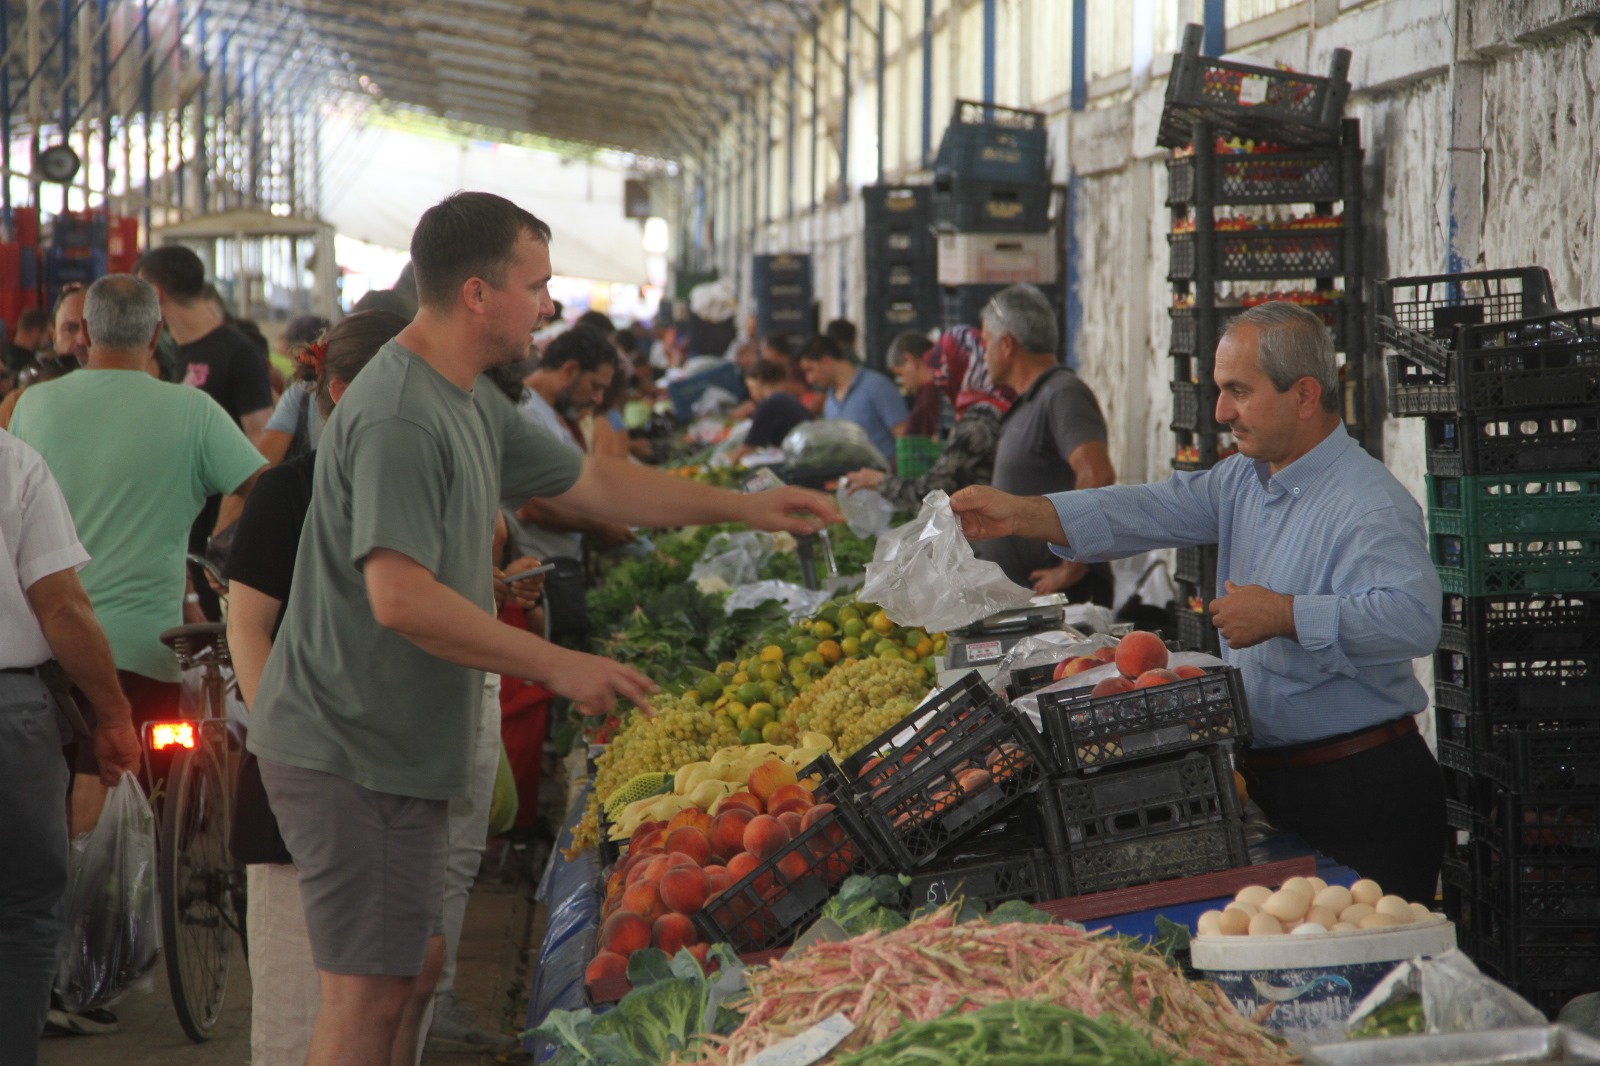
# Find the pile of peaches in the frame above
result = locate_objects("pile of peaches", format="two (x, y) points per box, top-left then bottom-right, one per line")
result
(586, 756), (858, 990)
(1051, 630), (1208, 697)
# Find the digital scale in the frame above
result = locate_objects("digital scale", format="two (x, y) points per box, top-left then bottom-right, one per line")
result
(938, 602), (1072, 687)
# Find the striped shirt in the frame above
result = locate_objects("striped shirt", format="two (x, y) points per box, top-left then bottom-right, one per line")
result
(1048, 424), (1440, 747)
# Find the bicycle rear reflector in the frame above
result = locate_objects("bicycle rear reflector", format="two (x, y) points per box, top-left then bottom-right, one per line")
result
(148, 721), (197, 751)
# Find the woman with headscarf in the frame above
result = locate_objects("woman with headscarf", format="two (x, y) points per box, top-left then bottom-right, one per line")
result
(841, 325), (1013, 511)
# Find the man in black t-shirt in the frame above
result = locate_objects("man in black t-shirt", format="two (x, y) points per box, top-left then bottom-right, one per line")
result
(136, 247), (273, 440)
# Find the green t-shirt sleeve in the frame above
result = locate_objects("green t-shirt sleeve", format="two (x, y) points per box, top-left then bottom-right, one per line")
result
(347, 417), (451, 574)
(478, 387), (585, 506)
(194, 395), (267, 497)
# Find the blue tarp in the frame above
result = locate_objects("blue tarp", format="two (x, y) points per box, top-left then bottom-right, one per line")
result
(525, 784), (605, 1061)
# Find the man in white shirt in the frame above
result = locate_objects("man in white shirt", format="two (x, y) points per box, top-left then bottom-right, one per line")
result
(0, 428), (140, 1060)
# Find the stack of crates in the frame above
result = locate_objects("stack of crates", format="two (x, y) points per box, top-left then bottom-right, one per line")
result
(1158, 23), (1360, 654)
(1380, 266), (1600, 1016)
(930, 101), (1056, 330)
(46, 209), (110, 295)
(861, 184), (940, 373)
(0, 207), (44, 329)
(1032, 660), (1253, 895)
(752, 253), (816, 343)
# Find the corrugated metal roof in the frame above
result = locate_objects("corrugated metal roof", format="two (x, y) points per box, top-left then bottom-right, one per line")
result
(203, 0), (823, 158)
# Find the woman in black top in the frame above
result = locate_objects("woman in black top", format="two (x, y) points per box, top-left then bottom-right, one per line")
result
(733, 359), (811, 462)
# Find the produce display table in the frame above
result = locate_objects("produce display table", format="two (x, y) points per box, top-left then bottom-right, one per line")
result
(525, 784), (604, 1060)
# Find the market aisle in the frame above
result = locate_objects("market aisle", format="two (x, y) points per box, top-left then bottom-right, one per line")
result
(36, 876), (537, 1065)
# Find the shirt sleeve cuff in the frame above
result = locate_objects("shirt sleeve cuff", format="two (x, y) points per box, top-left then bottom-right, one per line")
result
(1293, 594), (1341, 650)
(1046, 492), (1112, 562)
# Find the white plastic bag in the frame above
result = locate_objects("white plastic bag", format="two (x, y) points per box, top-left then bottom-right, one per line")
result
(690, 530), (776, 588)
(54, 771), (160, 1010)
(723, 579), (832, 622)
(858, 490), (1035, 631)
(1347, 949), (1546, 1036)
(835, 483), (895, 538)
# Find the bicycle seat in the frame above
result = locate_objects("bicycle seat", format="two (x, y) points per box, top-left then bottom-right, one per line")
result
(161, 622), (228, 665)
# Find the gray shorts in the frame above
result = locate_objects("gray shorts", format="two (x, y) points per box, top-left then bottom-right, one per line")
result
(257, 759), (447, 976)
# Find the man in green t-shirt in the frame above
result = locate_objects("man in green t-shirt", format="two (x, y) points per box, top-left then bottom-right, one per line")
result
(247, 192), (840, 1066)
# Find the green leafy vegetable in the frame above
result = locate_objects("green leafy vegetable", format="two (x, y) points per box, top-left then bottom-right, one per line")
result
(822, 874), (910, 936)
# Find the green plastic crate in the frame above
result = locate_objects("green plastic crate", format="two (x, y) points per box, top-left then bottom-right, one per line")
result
(896, 435), (942, 478)
(1426, 472), (1600, 536)
(1430, 511), (1600, 595)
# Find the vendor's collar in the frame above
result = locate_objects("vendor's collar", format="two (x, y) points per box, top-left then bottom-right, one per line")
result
(1253, 422), (1352, 495)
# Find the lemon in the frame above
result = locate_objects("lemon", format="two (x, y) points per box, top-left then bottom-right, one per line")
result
(870, 610), (894, 635)
(840, 636), (861, 657)
(698, 674), (725, 701)
(716, 660), (737, 678)
(811, 620), (836, 639)
(749, 702), (775, 727)
(876, 641), (904, 659)
(818, 639), (843, 664)
(761, 721), (786, 743)
(759, 644), (785, 663)
(802, 651), (826, 668)
(759, 662), (784, 683)
(841, 618), (866, 637)
(914, 637), (934, 658)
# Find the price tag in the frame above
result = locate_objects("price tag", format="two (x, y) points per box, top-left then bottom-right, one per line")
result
(1238, 74), (1269, 106)
(744, 1013), (856, 1066)
(964, 639), (1005, 663)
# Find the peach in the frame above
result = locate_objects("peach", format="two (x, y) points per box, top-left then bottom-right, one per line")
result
(660, 865), (711, 914)
(1053, 656), (1101, 682)
(625, 851), (666, 887)
(667, 808), (713, 835)
(956, 768), (993, 795)
(652, 912), (699, 956)
(1093, 646), (1118, 663)
(800, 802), (836, 831)
(620, 880), (665, 923)
(598, 911), (651, 956)
(776, 810), (805, 838)
(767, 784), (815, 812)
(704, 864), (733, 896)
(640, 855), (671, 883)
(743, 814), (792, 860)
(665, 827), (712, 866)
(1115, 630), (1169, 679)
(633, 827), (666, 854)
(1090, 675), (1136, 698)
(1134, 668), (1181, 689)
(686, 942), (717, 974)
(710, 809), (756, 862)
(585, 951), (630, 987)
(719, 791), (763, 815)
(747, 758), (799, 805)
(855, 756), (883, 781)
(725, 851), (762, 884)
(629, 820), (667, 848)
(667, 851), (701, 869)
(1173, 664), (1207, 679)
(777, 850), (811, 882)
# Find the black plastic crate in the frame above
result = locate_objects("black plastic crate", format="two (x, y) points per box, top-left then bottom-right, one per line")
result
(1173, 544), (1218, 587)
(1176, 572), (1218, 613)
(841, 672), (1057, 869)
(866, 259), (939, 300)
(1167, 147), (1344, 206)
(759, 300), (817, 340)
(1168, 227), (1344, 283)
(1170, 301), (1346, 357)
(1037, 665), (1248, 773)
(1479, 947), (1600, 1020)
(1440, 591), (1600, 663)
(1052, 818), (1248, 896)
(1388, 306), (1600, 417)
(1430, 515), (1600, 597)
(1159, 25), (1350, 149)
(1478, 730), (1600, 793)
(692, 754), (888, 953)
(1378, 267), (1557, 376)
(933, 100), (1049, 185)
(1006, 660), (1069, 702)
(1427, 472), (1600, 537)
(1175, 604), (1221, 655)
(1435, 636), (1600, 728)
(1433, 684), (1598, 766)
(931, 176), (1050, 233)
(1037, 745), (1240, 853)
(902, 849), (1056, 912)
(942, 283), (1005, 328)
(1170, 380), (1221, 433)
(752, 252), (813, 288)
(1424, 410), (1600, 477)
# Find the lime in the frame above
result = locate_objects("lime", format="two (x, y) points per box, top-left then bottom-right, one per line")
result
(715, 660), (737, 678)
(841, 618), (866, 637)
(811, 619), (836, 639)
(761, 721), (785, 744)
(837, 605), (862, 625)
(840, 636), (861, 657)
(876, 641), (904, 659)
(736, 681), (765, 704)
(759, 662), (784, 683)
(802, 651), (826, 668)
(739, 727), (763, 745)
(697, 674), (725, 701)
(749, 702), (775, 727)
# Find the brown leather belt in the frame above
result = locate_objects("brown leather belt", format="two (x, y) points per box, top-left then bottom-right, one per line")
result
(1241, 715), (1418, 771)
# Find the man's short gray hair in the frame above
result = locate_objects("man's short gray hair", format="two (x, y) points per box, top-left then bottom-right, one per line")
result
(84, 275), (162, 351)
(981, 284), (1058, 356)
(1228, 301), (1340, 414)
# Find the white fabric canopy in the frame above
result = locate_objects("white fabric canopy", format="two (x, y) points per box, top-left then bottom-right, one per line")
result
(319, 118), (649, 285)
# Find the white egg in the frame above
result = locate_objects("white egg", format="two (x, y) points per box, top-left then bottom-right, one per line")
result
(1235, 885), (1272, 909)
(1196, 910), (1224, 937)
(1331, 921), (1360, 932)
(1292, 922), (1328, 935)
(1262, 889), (1311, 922)
(1350, 879), (1383, 906)
(1313, 884), (1353, 914)
(1218, 907), (1252, 936)
(1409, 903), (1433, 922)
(1340, 903), (1375, 924)
(1375, 895), (1413, 921)
(1358, 913), (1404, 930)
(1306, 876), (1328, 893)
(1280, 876), (1315, 899)
(1248, 912), (1284, 936)
(1226, 900), (1258, 918)
(1305, 905), (1339, 929)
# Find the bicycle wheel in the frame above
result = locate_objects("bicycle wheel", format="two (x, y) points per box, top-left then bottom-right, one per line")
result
(159, 742), (234, 1042)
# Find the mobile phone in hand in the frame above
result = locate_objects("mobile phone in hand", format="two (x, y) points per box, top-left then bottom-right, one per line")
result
(503, 562), (556, 583)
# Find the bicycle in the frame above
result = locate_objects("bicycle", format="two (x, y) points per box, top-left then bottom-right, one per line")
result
(143, 556), (248, 1042)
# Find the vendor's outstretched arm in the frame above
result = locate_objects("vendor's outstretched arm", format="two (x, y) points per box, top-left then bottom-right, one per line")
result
(364, 547), (657, 716)
(949, 486), (1069, 543)
(551, 454), (843, 534)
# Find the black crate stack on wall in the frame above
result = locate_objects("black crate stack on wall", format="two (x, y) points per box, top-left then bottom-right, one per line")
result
(930, 101), (1056, 331)
(862, 184), (941, 372)
(1158, 23), (1362, 655)
(753, 253), (816, 343)
(1380, 268), (1600, 1016)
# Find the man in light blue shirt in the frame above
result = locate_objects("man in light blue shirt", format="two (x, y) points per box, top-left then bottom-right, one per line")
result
(951, 301), (1445, 901)
(799, 335), (908, 467)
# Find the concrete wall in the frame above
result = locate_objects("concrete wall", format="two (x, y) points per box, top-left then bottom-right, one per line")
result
(689, 0), (1600, 634)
